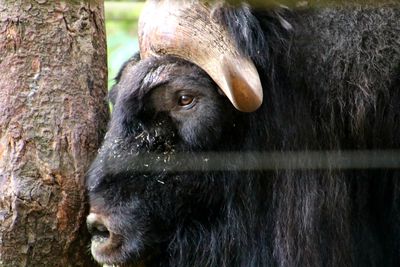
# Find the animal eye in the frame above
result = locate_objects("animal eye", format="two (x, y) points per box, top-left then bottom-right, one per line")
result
(178, 95), (195, 107)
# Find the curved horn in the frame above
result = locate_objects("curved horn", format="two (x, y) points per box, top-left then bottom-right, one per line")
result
(138, 0), (263, 112)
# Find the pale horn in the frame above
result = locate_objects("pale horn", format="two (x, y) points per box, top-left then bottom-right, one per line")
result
(138, 0), (263, 112)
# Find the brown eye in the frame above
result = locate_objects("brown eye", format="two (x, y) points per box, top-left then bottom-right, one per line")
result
(178, 95), (195, 107)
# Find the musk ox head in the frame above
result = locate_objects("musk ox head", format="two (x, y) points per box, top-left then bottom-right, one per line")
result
(86, 2), (270, 264)
(86, 1), (294, 266)
(85, 54), (249, 265)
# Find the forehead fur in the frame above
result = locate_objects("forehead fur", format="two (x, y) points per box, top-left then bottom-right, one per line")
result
(115, 56), (212, 104)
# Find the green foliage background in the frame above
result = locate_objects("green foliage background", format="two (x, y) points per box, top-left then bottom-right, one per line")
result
(105, 1), (143, 90)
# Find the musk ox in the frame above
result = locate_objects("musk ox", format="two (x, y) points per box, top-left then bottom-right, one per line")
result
(86, 1), (400, 266)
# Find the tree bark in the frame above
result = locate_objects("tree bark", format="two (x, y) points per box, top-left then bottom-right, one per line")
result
(0, 1), (108, 266)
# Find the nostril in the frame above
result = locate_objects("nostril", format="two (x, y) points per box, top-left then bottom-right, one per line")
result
(86, 213), (110, 240)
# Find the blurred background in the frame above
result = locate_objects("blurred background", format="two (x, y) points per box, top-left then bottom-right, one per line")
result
(105, 1), (144, 90)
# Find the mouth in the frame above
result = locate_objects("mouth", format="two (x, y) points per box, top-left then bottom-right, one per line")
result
(90, 231), (120, 257)
(87, 213), (147, 266)
(87, 213), (126, 265)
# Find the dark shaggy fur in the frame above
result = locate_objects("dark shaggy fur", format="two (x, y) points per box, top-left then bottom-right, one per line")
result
(86, 2), (400, 267)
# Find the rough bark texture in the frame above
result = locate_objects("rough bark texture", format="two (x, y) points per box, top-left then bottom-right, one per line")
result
(0, 0), (108, 266)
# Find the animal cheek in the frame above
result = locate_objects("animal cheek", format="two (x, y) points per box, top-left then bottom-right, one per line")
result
(178, 125), (199, 148)
(178, 119), (223, 149)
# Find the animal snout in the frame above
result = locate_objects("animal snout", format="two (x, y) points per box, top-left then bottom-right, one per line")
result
(86, 213), (110, 241)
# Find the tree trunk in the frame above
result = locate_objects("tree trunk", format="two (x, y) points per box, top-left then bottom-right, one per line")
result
(0, 1), (108, 266)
